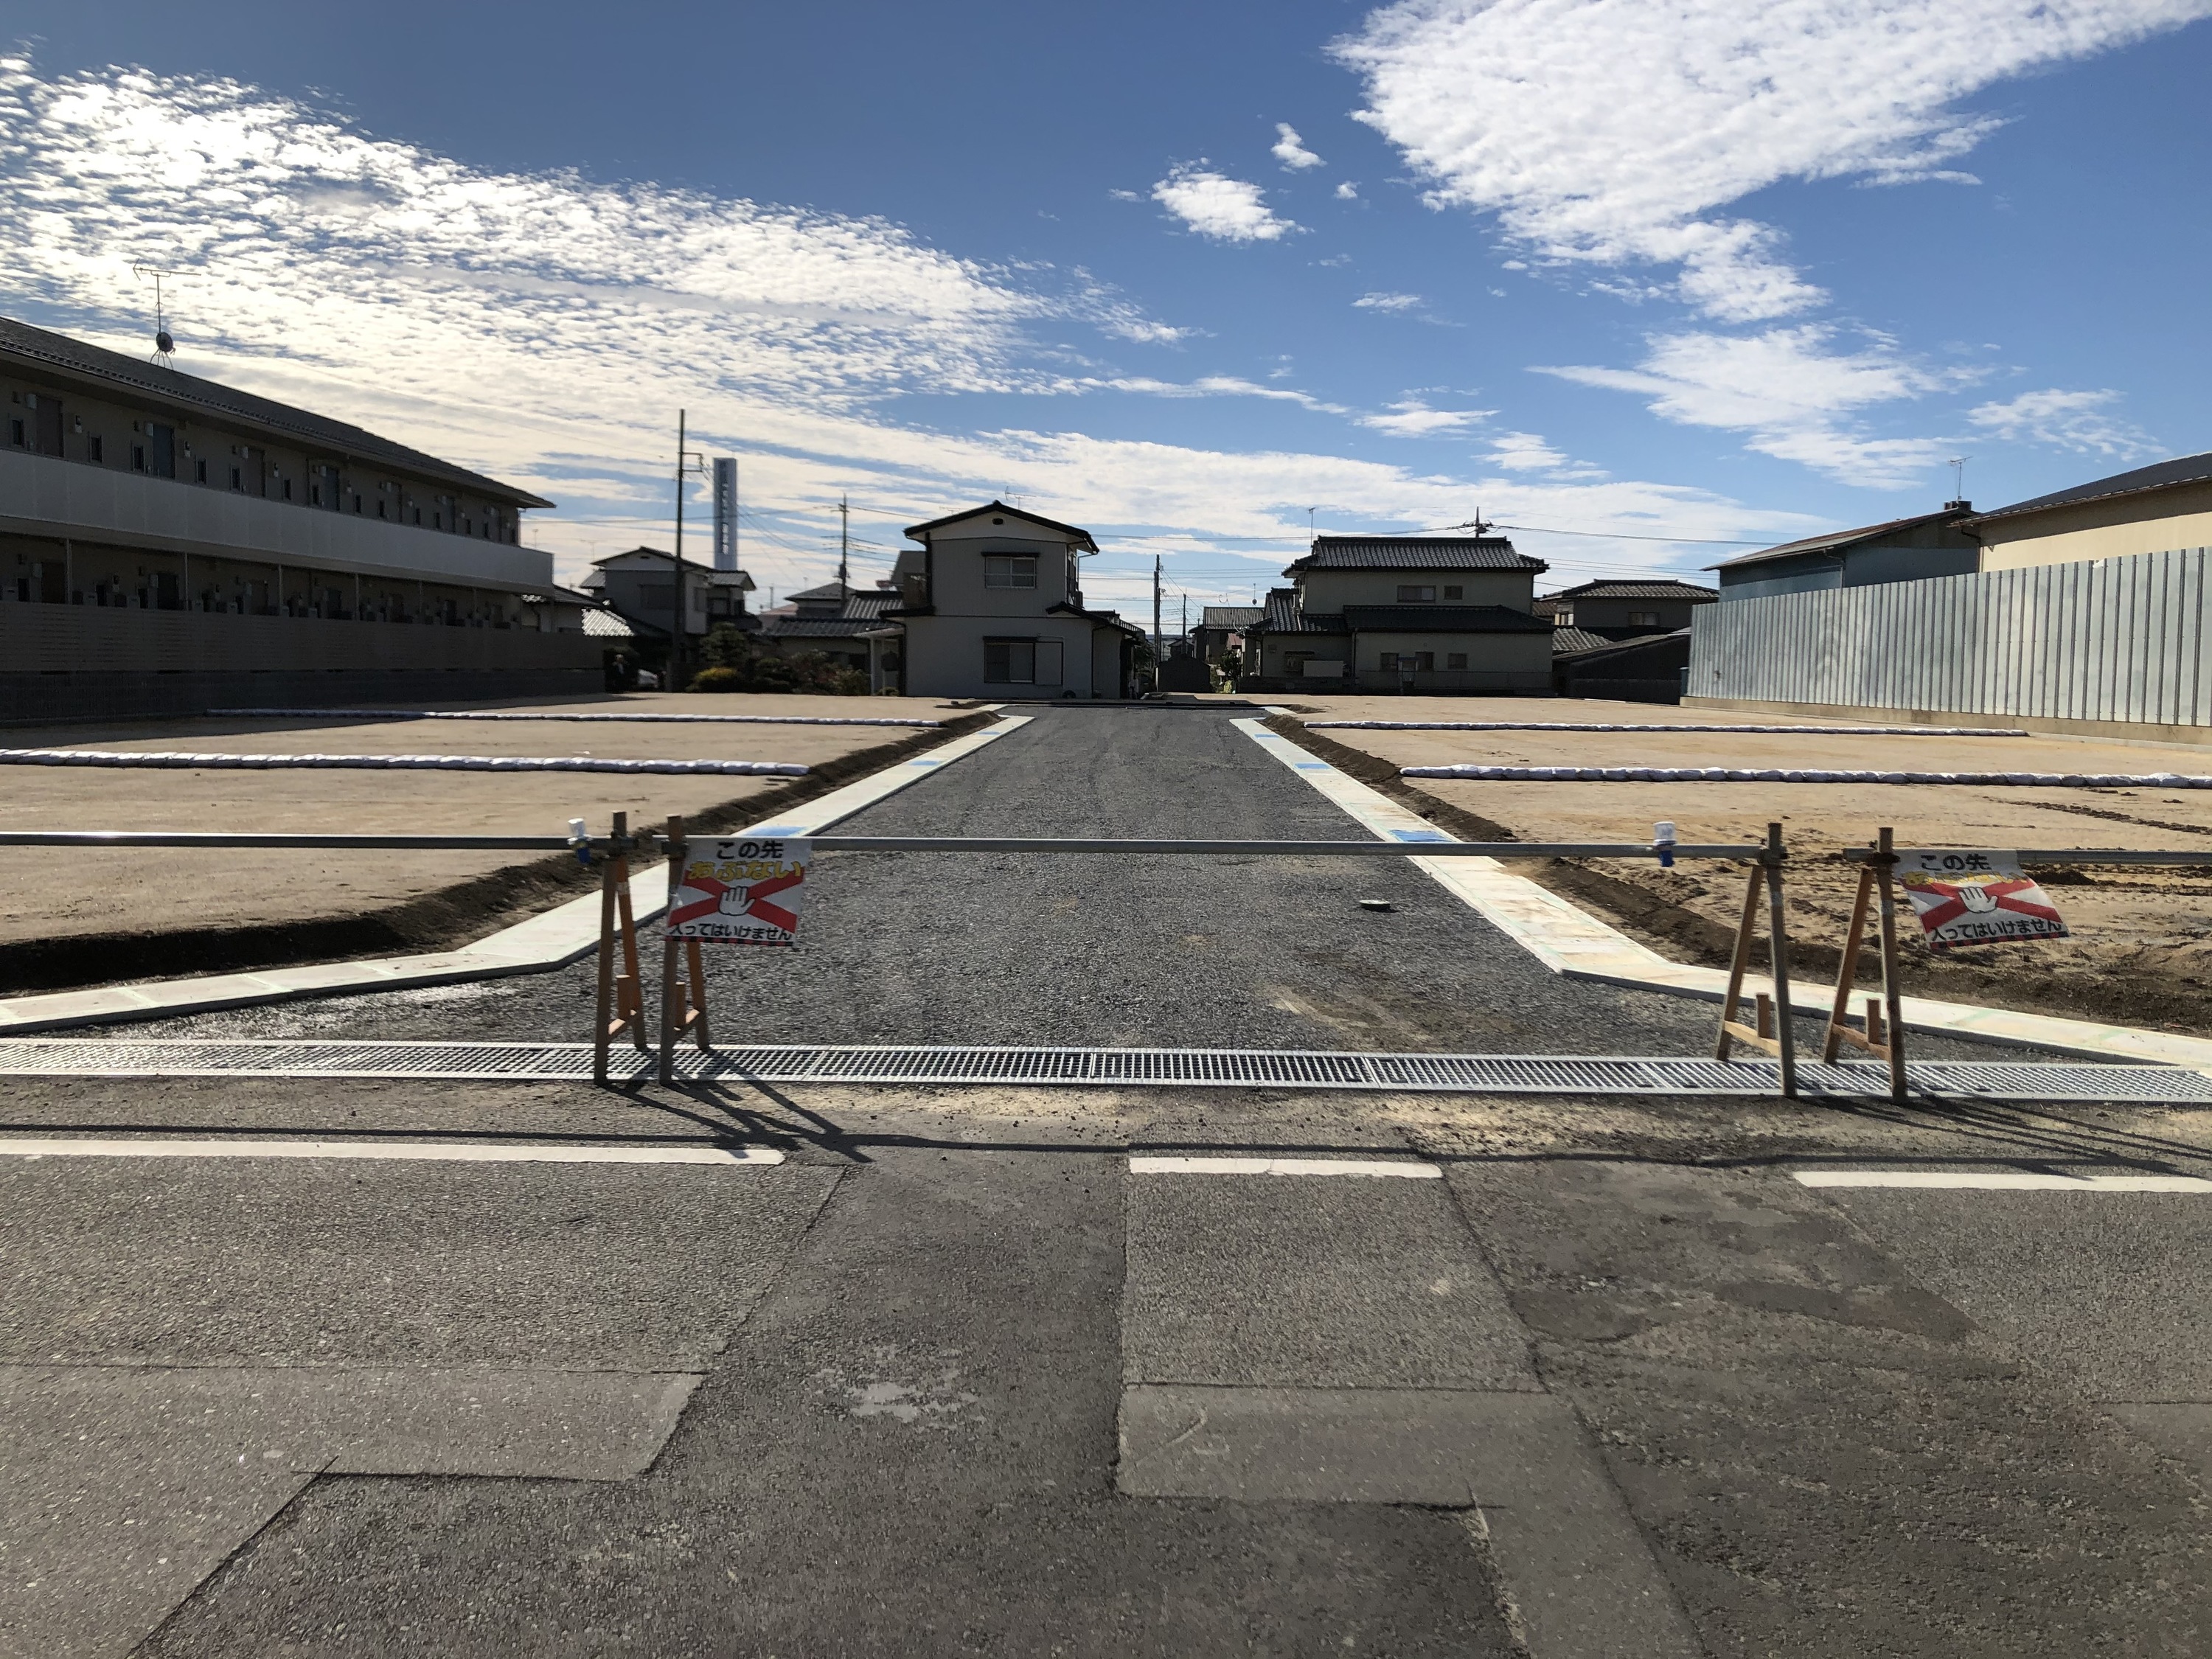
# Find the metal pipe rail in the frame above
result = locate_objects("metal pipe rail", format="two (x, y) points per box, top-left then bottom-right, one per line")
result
(1840, 846), (2212, 866)
(803, 837), (1767, 858)
(0, 831), (1770, 859)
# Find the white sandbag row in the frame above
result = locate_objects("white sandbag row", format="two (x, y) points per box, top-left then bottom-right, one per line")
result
(1312, 720), (2028, 735)
(209, 706), (939, 728)
(1402, 762), (2212, 787)
(0, 749), (810, 777)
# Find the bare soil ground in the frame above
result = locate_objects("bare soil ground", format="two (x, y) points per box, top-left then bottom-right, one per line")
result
(0, 693), (982, 992)
(1259, 695), (2212, 1037)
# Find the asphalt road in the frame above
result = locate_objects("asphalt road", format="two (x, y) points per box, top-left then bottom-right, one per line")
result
(6, 706), (2208, 1656)
(144, 705), (2001, 1058)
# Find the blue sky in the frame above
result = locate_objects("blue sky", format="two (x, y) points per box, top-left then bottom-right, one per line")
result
(6, 0), (2211, 611)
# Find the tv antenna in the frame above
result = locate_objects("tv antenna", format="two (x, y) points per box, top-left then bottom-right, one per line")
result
(133, 265), (177, 364)
(1948, 456), (1969, 505)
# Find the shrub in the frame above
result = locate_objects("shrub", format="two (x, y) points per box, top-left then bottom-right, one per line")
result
(688, 666), (745, 692)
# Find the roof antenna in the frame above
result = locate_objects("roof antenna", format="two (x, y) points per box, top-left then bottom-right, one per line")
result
(133, 265), (176, 365)
(1947, 456), (1969, 511)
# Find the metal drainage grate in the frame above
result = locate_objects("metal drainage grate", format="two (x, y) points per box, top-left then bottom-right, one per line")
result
(0, 1040), (2208, 1102)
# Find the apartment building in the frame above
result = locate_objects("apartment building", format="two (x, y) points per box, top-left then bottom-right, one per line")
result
(0, 316), (599, 718)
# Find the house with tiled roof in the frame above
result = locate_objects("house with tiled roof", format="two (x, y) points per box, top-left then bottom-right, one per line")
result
(1537, 577), (1716, 641)
(1242, 534), (1554, 693)
(753, 580), (905, 685)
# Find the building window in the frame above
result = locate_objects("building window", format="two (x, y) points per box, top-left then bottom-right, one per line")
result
(195, 459), (208, 484)
(86, 435), (102, 463)
(984, 638), (1037, 682)
(282, 479), (293, 501)
(1442, 585), (1462, 600)
(1395, 585), (1436, 602)
(8, 419), (22, 447)
(1447, 652), (1467, 669)
(984, 555), (1037, 589)
(229, 465), (243, 491)
(1378, 651), (1397, 669)
(1627, 611), (1660, 627)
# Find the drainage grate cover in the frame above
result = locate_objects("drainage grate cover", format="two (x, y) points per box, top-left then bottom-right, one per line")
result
(0, 1040), (2208, 1102)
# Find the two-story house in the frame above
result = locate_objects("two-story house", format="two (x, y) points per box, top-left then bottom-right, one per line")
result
(1535, 578), (1716, 641)
(754, 580), (904, 684)
(886, 502), (1144, 698)
(581, 546), (757, 650)
(1243, 534), (1553, 693)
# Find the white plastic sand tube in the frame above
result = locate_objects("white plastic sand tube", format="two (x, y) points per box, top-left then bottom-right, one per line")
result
(1402, 763), (2212, 787)
(0, 749), (809, 777)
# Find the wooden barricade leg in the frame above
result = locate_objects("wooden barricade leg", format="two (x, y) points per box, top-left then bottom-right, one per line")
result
(594, 841), (619, 1085)
(611, 810), (647, 1051)
(592, 812), (650, 1084)
(1716, 822), (1798, 1097)
(1818, 827), (1907, 1102)
(658, 815), (714, 1082)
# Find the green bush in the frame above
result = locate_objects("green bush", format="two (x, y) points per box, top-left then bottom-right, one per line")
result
(686, 627), (871, 695)
(688, 666), (745, 692)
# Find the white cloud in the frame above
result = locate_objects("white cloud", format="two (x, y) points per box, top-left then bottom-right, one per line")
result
(1336, 0), (2212, 321)
(1151, 164), (1298, 242)
(1969, 387), (2161, 459)
(1335, 181), (1360, 200)
(1108, 187), (1142, 201)
(1483, 431), (1601, 477)
(1360, 399), (1492, 436)
(1272, 124), (1325, 170)
(0, 58), (1816, 603)
(1354, 291), (1422, 311)
(1540, 326), (1969, 487)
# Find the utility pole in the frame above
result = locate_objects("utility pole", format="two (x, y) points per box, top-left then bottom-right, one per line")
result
(838, 494), (850, 590)
(669, 411), (706, 692)
(1152, 554), (1163, 696)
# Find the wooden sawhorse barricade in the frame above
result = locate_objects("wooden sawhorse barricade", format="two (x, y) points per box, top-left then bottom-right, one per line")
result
(1713, 821), (1801, 1096)
(1823, 827), (1907, 1102)
(589, 813), (716, 1085)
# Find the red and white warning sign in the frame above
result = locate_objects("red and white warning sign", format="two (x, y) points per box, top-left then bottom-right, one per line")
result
(666, 836), (810, 946)
(1898, 849), (2070, 952)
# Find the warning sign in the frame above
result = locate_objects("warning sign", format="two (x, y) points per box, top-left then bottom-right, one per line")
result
(1898, 849), (2070, 952)
(666, 836), (810, 946)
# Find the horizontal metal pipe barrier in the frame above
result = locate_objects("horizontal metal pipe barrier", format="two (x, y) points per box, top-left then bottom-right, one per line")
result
(804, 837), (1764, 858)
(0, 830), (1767, 860)
(1843, 846), (2212, 866)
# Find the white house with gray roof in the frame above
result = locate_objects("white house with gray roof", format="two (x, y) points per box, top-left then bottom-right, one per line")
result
(1242, 535), (1554, 694)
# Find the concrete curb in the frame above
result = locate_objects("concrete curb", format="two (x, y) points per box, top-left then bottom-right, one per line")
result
(0, 716), (1032, 1034)
(1235, 718), (2212, 1074)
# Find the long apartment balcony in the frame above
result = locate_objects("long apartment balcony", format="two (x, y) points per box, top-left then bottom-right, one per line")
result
(0, 447), (552, 594)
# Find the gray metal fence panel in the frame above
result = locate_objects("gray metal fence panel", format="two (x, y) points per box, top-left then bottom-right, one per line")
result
(1685, 547), (2212, 726)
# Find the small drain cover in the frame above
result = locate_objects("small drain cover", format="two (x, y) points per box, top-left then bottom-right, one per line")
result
(1358, 898), (1394, 912)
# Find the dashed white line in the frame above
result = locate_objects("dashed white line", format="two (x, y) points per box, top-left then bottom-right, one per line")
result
(1795, 1169), (2211, 1192)
(1129, 1155), (1441, 1178)
(0, 1138), (785, 1166)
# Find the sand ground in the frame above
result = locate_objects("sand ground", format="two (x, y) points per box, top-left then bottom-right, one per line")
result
(1252, 695), (2212, 1034)
(0, 693), (965, 953)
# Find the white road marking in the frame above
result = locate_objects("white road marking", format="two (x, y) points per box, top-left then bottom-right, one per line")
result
(1795, 1169), (2212, 1192)
(1129, 1155), (1441, 1178)
(0, 1138), (785, 1166)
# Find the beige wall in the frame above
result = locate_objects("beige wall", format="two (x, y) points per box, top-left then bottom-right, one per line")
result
(1298, 568), (1534, 611)
(1362, 632), (1551, 675)
(1977, 481), (2212, 571)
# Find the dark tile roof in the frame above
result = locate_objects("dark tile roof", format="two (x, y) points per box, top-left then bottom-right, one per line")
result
(1966, 451), (2212, 524)
(0, 314), (552, 508)
(902, 498), (1099, 551)
(1550, 626), (1615, 654)
(1710, 509), (1972, 571)
(1200, 605), (1265, 628)
(1256, 588), (1347, 635)
(1290, 535), (1546, 574)
(1554, 627), (1691, 664)
(1340, 605), (1554, 634)
(1542, 579), (1717, 602)
(757, 615), (888, 639)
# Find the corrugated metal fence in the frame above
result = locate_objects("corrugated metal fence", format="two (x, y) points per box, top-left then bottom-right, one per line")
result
(1687, 548), (2212, 726)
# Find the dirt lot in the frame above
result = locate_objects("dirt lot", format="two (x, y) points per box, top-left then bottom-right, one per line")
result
(0, 693), (980, 992)
(1261, 695), (2212, 1037)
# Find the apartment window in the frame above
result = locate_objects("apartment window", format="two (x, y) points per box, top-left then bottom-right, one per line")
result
(983, 555), (1037, 589)
(1442, 585), (1462, 600)
(1447, 652), (1467, 669)
(1395, 585), (1436, 602)
(229, 465), (243, 491)
(984, 637), (1037, 683)
(195, 459), (208, 484)
(8, 419), (21, 447)
(1627, 610), (1660, 627)
(87, 435), (102, 463)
